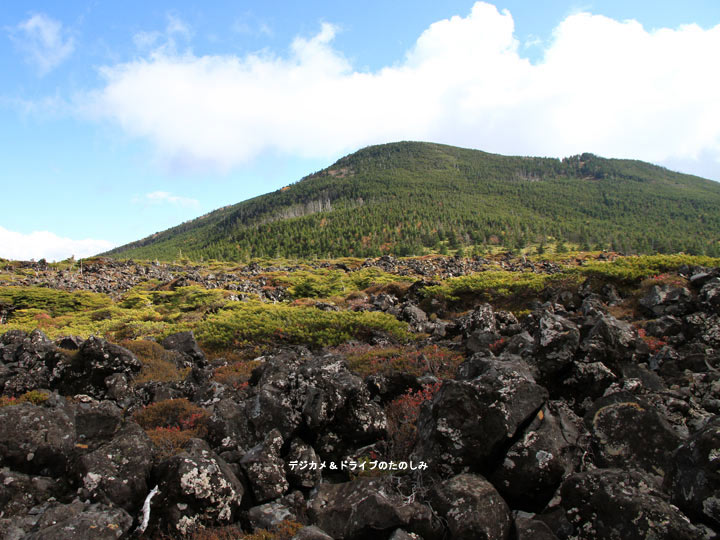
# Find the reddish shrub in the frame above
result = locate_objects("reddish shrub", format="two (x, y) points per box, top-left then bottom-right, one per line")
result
(133, 398), (209, 431)
(385, 382), (442, 460)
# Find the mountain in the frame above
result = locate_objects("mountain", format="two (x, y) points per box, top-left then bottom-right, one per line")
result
(104, 141), (720, 261)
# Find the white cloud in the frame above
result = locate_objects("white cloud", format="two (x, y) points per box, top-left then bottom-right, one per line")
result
(87, 2), (720, 179)
(133, 14), (192, 55)
(9, 13), (75, 75)
(133, 191), (199, 207)
(0, 226), (114, 262)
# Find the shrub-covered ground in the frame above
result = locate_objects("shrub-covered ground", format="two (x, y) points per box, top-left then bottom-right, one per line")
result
(2, 251), (720, 539)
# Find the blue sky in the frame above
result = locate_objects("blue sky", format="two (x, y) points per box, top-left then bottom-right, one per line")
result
(2, 1), (720, 260)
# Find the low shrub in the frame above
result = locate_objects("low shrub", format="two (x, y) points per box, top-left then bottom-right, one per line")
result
(161, 520), (303, 540)
(268, 267), (414, 299)
(121, 339), (189, 385)
(422, 270), (579, 304)
(133, 398), (209, 431)
(0, 389), (50, 407)
(213, 359), (263, 388)
(385, 382), (442, 460)
(340, 344), (463, 378)
(0, 286), (111, 316)
(145, 426), (197, 460)
(134, 398), (210, 459)
(578, 254), (720, 283)
(196, 301), (409, 349)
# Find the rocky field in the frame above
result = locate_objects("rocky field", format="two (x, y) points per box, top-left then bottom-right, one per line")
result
(1, 253), (719, 539)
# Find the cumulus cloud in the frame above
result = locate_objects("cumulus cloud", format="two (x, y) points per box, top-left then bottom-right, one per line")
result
(9, 13), (75, 75)
(0, 226), (114, 262)
(133, 190), (199, 207)
(87, 2), (720, 178)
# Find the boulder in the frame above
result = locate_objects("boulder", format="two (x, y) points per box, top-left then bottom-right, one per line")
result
(74, 400), (123, 446)
(248, 499), (300, 530)
(532, 311), (580, 377)
(639, 284), (693, 317)
(285, 438), (323, 489)
(456, 304), (496, 338)
(580, 312), (638, 368)
(77, 422), (154, 511)
(0, 468), (64, 518)
(308, 477), (435, 540)
(684, 312), (720, 347)
(1, 330), (65, 395)
(150, 439), (244, 535)
(291, 525), (334, 540)
(489, 401), (585, 510)
(514, 515), (559, 540)
(240, 428), (289, 503)
(54, 337), (141, 398)
(666, 416), (720, 528)
(560, 469), (702, 540)
(20, 501), (133, 540)
(161, 331), (207, 367)
(0, 401), (75, 476)
(247, 352), (386, 451)
(699, 277), (720, 312)
(415, 356), (548, 475)
(430, 473), (511, 540)
(588, 395), (682, 479)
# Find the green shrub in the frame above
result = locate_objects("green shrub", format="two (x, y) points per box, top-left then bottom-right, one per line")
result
(0, 286), (111, 316)
(422, 270), (580, 303)
(578, 254), (720, 282)
(269, 267), (414, 299)
(196, 301), (409, 349)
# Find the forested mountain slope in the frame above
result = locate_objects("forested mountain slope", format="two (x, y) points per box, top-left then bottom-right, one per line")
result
(105, 142), (720, 260)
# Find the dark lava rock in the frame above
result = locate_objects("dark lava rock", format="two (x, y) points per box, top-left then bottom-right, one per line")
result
(20, 501), (133, 540)
(533, 311), (580, 377)
(150, 439), (244, 535)
(248, 497), (302, 530)
(1, 329), (66, 395)
(514, 515), (559, 540)
(240, 428), (289, 503)
(308, 477), (435, 540)
(700, 277), (720, 312)
(415, 356), (548, 476)
(489, 401), (585, 510)
(206, 397), (254, 453)
(456, 303), (496, 338)
(55, 337), (141, 397)
(588, 396), (682, 479)
(77, 422), (154, 511)
(666, 416), (720, 528)
(285, 437), (323, 489)
(247, 352), (386, 451)
(0, 401), (75, 476)
(161, 330), (207, 367)
(0, 468), (64, 518)
(580, 312), (638, 368)
(639, 284), (693, 317)
(560, 361), (617, 412)
(685, 312), (720, 347)
(430, 473), (511, 540)
(291, 525), (334, 540)
(560, 468), (702, 540)
(74, 400), (123, 446)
